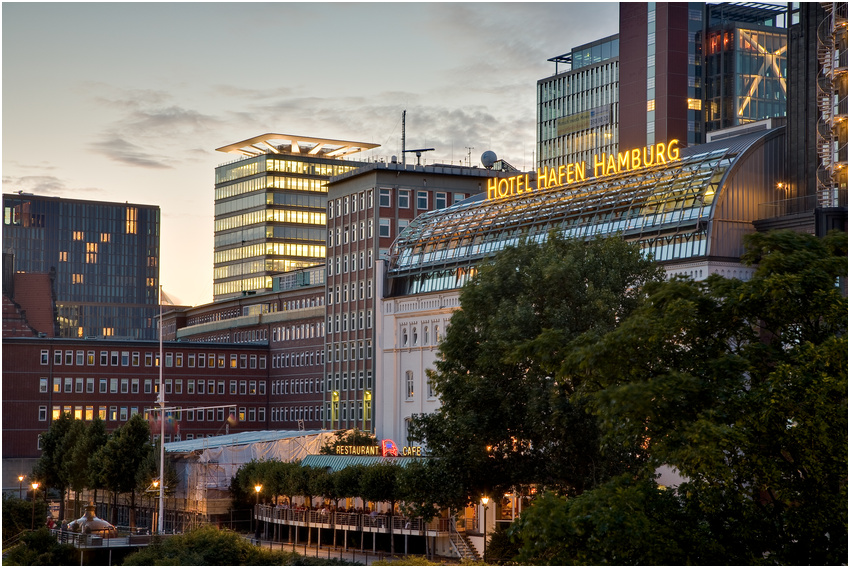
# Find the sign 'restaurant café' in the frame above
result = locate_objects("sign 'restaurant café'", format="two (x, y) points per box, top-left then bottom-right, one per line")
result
(488, 140), (681, 201)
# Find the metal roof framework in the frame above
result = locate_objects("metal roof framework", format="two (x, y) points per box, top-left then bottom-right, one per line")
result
(386, 142), (752, 296)
(216, 133), (379, 159)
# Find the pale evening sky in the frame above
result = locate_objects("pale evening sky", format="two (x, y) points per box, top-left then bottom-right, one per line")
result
(2, 2), (619, 306)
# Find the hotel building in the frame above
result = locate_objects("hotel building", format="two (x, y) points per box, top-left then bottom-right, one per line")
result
(213, 134), (378, 300)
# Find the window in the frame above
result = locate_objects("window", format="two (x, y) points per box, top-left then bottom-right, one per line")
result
(417, 191), (428, 209)
(230, 381), (237, 395)
(165, 353), (173, 367)
(121, 379), (129, 394)
(121, 352), (129, 366)
(131, 378), (139, 394)
(230, 355), (237, 368)
(144, 379), (152, 394)
(218, 355), (225, 368)
(88, 351), (95, 365)
(187, 380), (195, 395)
(109, 406), (118, 421)
(39, 378), (48, 393)
(405, 370), (414, 399)
(132, 352), (140, 366)
(111, 352), (119, 366)
(453, 193), (465, 204)
(249, 381), (257, 395)
(41, 350), (49, 365)
(239, 381), (247, 395)
(76, 351), (84, 366)
(175, 353), (183, 367)
(110, 378), (118, 393)
(436, 192), (447, 209)
(249, 408), (256, 422)
(145, 352), (153, 366)
(218, 381), (225, 395)
(86, 406), (94, 421)
(53, 378), (60, 393)
(64, 377), (72, 393)
(188, 353), (196, 367)
(55, 350), (62, 365)
(379, 218), (391, 238)
(65, 350), (73, 365)
(120, 407), (128, 421)
(39, 406), (47, 421)
(398, 190), (410, 209)
(379, 188), (391, 207)
(99, 378), (107, 393)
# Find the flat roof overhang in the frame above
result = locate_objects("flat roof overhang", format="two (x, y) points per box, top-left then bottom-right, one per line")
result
(216, 133), (380, 159)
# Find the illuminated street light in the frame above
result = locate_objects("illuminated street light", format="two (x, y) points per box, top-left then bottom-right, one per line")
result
(18, 475), (24, 500)
(254, 484), (262, 533)
(30, 482), (40, 530)
(481, 496), (490, 562)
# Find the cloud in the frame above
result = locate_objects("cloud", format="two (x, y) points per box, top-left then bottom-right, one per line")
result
(1, 174), (105, 197)
(89, 137), (173, 169)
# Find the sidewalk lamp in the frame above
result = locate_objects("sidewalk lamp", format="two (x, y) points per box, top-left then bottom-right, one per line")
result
(254, 484), (262, 532)
(30, 482), (40, 529)
(481, 496), (490, 561)
(18, 475), (24, 500)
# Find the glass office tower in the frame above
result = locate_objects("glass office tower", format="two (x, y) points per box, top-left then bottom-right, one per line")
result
(2, 194), (160, 339)
(213, 134), (377, 301)
(537, 35), (620, 169)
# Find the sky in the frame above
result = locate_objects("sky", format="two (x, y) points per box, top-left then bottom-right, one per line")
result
(2, 2), (619, 307)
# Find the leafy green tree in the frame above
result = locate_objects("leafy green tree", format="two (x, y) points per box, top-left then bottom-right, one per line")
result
(396, 458), (460, 521)
(122, 524), (356, 566)
(61, 419), (88, 519)
(2, 494), (47, 538)
(79, 418), (108, 507)
(320, 429), (378, 454)
(3, 527), (76, 566)
(512, 230), (848, 565)
(32, 413), (75, 522)
(360, 462), (404, 554)
(332, 463), (367, 509)
(92, 413), (154, 527)
(410, 234), (663, 507)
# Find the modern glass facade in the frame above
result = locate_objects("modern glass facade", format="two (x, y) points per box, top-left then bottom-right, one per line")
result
(704, 26), (787, 131)
(388, 128), (786, 296)
(2, 194), (160, 339)
(537, 35), (619, 169)
(213, 134), (378, 300)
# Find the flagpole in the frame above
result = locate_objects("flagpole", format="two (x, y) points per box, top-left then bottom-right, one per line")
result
(158, 285), (165, 535)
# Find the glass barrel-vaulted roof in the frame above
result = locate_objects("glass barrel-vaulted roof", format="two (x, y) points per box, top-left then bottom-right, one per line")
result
(387, 128), (785, 296)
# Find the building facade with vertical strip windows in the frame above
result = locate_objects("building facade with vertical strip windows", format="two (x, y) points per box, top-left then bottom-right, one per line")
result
(2, 194), (160, 339)
(213, 134), (379, 301)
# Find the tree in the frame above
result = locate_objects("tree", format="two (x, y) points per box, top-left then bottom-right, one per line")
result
(360, 462), (404, 554)
(512, 230), (848, 564)
(2, 527), (76, 566)
(410, 234), (663, 507)
(92, 413), (154, 527)
(320, 429), (378, 454)
(61, 419), (89, 519)
(32, 413), (74, 522)
(79, 418), (108, 507)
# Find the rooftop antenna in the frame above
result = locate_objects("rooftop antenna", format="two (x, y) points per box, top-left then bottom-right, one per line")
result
(403, 148), (435, 166)
(402, 110), (406, 166)
(465, 147), (474, 167)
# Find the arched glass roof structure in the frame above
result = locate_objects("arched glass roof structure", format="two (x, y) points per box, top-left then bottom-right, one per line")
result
(387, 128), (785, 296)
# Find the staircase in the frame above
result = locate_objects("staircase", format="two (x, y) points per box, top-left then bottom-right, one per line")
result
(449, 520), (480, 562)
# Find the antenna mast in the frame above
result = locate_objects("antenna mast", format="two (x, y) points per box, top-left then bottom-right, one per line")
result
(402, 110), (406, 167)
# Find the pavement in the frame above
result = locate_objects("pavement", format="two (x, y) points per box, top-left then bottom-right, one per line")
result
(248, 537), (430, 565)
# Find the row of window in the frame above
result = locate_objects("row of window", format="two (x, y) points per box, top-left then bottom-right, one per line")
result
(327, 311), (374, 334)
(327, 372), (373, 392)
(327, 280), (373, 305)
(271, 378), (324, 395)
(328, 221), (374, 248)
(40, 349), (267, 370)
(272, 350), (324, 368)
(271, 322), (325, 343)
(272, 405), (324, 423)
(403, 370), (436, 400)
(42, 404), (268, 424)
(328, 251), (374, 278)
(328, 399), (373, 424)
(399, 324), (442, 348)
(328, 190), (373, 220)
(326, 341), (374, 364)
(44, 377), (268, 397)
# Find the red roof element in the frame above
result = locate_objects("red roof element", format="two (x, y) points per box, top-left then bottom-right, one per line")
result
(2, 273), (56, 338)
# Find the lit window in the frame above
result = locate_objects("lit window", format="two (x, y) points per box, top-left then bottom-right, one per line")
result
(687, 98), (702, 110)
(647, 99), (656, 111)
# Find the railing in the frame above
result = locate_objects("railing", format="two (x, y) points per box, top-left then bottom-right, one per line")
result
(758, 190), (848, 220)
(256, 505), (453, 534)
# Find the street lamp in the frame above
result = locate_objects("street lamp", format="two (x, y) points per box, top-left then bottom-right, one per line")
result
(254, 484), (262, 533)
(481, 496), (490, 562)
(31, 482), (40, 530)
(18, 475), (24, 500)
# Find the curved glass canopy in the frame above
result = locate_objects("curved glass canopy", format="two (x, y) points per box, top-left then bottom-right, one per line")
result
(387, 144), (743, 296)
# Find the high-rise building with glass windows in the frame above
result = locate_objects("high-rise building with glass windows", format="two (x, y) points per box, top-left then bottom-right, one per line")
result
(2, 194), (160, 339)
(537, 34), (620, 169)
(213, 134), (378, 301)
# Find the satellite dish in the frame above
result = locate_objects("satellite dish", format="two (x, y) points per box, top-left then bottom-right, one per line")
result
(481, 151), (497, 169)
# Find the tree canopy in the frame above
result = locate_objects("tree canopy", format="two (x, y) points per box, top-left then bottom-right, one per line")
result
(409, 234), (664, 506)
(510, 230), (848, 564)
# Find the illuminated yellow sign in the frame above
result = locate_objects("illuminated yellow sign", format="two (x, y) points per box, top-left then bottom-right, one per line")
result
(487, 140), (681, 201)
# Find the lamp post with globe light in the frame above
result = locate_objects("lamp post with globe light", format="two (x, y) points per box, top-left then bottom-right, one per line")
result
(254, 484), (262, 533)
(18, 475), (24, 500)
(30, 482), (40, 529)
(481, 496), (490, 562)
